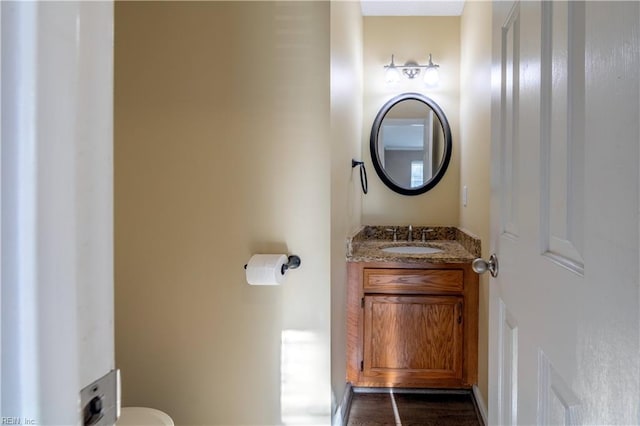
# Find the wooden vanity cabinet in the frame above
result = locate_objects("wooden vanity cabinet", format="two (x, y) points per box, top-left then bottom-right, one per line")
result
(347, 262), (478, 388)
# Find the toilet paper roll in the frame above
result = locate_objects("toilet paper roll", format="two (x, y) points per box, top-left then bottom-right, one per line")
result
(245, 254), (288, 285)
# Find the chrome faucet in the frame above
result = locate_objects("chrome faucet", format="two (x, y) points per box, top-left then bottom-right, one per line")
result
(421, 228), (434, 242)
(407, 225), (413, 242)
(386, 227), (398, 242)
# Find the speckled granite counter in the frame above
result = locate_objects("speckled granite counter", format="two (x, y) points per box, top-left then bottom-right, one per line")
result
(347, 226), (480, 264)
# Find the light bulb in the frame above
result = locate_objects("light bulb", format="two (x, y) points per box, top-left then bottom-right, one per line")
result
(385, 66), (401, 84)
(423, 66), (439, 86)
(384, 54), (401, 84)
(423, 53), (440, 86)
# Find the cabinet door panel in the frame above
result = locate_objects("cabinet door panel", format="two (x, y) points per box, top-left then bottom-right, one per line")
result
(364, 268), (464, 293)
(363, 295), (463, 381)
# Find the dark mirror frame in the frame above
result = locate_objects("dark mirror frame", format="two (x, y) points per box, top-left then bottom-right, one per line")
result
(370, 92), (452, 196)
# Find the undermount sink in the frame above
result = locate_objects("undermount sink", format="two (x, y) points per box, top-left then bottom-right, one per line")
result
(381, 246), (443, 255)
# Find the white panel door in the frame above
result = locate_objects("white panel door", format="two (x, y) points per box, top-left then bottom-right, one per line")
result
(489, 1), (639, 424)
(1, 2), (114, 424)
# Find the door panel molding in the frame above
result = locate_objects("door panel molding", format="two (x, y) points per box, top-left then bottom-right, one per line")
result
(537, 349), (582, 425)
(500, 2), (521, 239)
(540, 0), (586, 275)
(498, 299), (518, 426)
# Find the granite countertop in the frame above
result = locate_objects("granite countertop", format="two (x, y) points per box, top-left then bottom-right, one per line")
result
(347, 226), (480, 264)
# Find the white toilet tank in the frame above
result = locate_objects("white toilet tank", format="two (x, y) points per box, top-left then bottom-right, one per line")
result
(116, 407), (174, 426)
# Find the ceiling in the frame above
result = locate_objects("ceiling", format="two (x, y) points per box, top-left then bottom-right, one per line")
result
(361, 0), (465, 16)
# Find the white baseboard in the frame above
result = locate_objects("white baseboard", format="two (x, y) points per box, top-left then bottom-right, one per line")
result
(332, 383), (353, 426)
(472, 385), (488, 426)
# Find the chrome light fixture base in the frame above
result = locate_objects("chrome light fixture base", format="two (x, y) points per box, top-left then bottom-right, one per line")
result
(401, 61), (421, 79)
(384, 53), (440, 84)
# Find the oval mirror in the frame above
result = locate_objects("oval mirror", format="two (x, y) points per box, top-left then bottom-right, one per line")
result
(370, 93), (452, 196)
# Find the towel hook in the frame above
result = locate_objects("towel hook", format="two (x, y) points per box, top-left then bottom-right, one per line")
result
(352, 159), (368, 194)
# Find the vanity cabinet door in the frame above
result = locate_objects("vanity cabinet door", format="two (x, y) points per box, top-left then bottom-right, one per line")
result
(362, 295), (463, 384)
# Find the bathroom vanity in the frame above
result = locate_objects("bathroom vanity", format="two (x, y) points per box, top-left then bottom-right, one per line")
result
(346, 226), (480, 389)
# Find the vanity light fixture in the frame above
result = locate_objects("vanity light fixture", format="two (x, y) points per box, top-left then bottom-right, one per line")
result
(423, 54), (440, 86)
(383, 53), (440, 86)
(384, 54), (402, 84)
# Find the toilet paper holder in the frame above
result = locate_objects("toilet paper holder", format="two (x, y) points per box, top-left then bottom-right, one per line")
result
(244, 255), (301, 274)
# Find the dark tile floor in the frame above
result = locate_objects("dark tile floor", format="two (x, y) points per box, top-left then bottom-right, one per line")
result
(346, 391), (482, 426)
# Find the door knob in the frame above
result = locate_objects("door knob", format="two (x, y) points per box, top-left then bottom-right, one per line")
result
(472, 253), (499, 277)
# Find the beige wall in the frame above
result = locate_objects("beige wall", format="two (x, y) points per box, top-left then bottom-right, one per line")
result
(460, 0), (492, 406)
(115, 2), (331, 424)
(362, 17), (460, 226)
(115, 3), (492, 421)
(329, 1), (363, 416)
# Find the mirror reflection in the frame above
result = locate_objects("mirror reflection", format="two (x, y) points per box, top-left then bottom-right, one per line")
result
(378, 99), (445, 188)
(370, 93), (452, 196)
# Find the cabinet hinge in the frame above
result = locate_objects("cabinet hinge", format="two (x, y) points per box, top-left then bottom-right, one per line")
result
(361, 297), (364, 308)
(360, 361), (364, 371)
